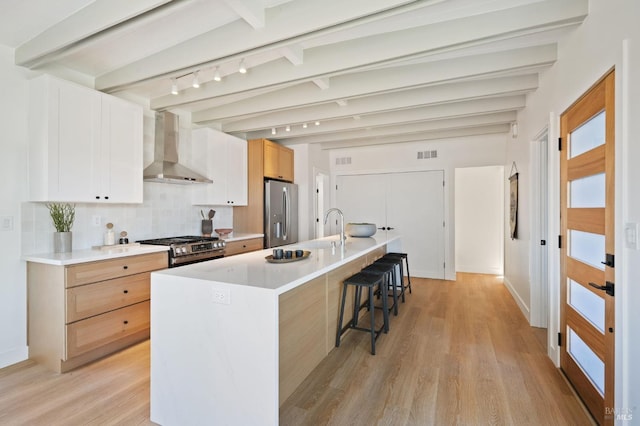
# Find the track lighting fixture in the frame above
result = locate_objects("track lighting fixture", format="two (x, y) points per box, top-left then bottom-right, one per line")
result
(302, 123), (308, 128)
(192, 71), (200, 88)
(315, 121), (320, 126)
(214, 66), (221, 82)
(271, 128), (276, 135)
(285, 125), (291, 132)
(171, 78), (178, 95)
(239, 59), (247, 74)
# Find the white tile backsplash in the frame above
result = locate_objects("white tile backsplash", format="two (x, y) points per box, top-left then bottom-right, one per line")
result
(21, 182), (233, 254)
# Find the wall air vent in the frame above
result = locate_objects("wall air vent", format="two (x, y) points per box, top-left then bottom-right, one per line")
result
(335, 156), (352, 165)
(417, 150), (438, 160)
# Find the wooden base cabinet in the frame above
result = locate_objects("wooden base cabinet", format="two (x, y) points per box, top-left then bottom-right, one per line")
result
(278, 245), (386, 404)
(27, 252), (166, 373)
(223, 237), (264, 256)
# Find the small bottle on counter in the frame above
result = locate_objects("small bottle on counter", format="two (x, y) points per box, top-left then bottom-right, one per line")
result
(104, 223), (115, 246)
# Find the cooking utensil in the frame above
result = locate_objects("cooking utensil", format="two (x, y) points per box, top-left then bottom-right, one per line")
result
(208, 209), (215, 219)
(200, 210), (205, 219)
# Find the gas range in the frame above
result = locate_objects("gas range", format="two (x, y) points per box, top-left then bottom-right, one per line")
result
(137, 235), (225, 267)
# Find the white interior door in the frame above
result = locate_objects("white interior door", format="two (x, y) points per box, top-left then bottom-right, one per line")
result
(336, 171), (445, 279)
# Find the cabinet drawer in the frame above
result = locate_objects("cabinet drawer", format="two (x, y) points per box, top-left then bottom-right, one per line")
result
(225, 238), (264, 256)
(65, 252), (167, 287)
(66, 301), (150, 359)
(66, 273), (150, 323)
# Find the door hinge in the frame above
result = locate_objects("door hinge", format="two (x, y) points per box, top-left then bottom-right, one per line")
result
(336, 184), (338, 190)
(541, 240), (546, 246)
(558, 332), (562, 347)
(558, 137), (562, 151)
(316, 188), (319, 194)
(558, 235), (562, 249)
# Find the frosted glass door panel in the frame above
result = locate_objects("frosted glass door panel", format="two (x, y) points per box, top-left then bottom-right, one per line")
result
(570, 111), (605, 158)
(570, 174), (605, 208)
(570, 230), (605, 270)
(568, 328), (604, 395)
(569, 280), (605, 332)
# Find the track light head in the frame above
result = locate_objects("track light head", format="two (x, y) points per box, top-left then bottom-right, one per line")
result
(214, 66), (221, 82)
(239, 59), (247, 74)
(192, 71), (200, 88)
(171, 78), (178, 95)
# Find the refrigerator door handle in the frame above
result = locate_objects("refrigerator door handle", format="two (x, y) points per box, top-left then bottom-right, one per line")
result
(282, 187), (289, 240)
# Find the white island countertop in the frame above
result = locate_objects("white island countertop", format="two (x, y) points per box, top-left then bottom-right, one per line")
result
(153, 233), (399, 295)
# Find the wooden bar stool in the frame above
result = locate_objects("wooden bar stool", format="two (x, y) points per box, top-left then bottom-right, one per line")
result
(382, 252), (412, 295)
(335, 272), (389, 355)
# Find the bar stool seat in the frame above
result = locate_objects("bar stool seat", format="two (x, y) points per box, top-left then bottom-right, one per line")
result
(361, 263), (400, 317)
(374, 257), (406, 304)
(335, 272), (389, 355)
(382, 252), (412, 295)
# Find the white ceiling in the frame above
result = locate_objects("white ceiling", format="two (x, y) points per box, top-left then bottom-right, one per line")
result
(0, 0), (588, 148)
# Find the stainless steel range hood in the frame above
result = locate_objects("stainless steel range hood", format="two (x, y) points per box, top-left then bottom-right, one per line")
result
(143, 111), (212, 184)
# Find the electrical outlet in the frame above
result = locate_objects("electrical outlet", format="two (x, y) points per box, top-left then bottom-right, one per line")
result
(92, 215), (101, 227)
(212, 288), (231, 305)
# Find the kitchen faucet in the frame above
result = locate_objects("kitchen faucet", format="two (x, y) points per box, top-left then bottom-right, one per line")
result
(323, 208), (347, 245)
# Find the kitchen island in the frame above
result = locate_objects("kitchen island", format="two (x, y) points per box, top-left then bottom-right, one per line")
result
(150, 234), (400, 425)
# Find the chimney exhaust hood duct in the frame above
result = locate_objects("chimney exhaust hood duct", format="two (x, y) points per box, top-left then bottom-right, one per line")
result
(143, 111), (212, 184)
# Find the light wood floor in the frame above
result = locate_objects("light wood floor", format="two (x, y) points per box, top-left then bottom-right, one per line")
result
(0, 273), (593, 425)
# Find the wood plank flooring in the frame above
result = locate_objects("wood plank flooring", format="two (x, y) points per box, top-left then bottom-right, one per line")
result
(0, 273), (593, 425)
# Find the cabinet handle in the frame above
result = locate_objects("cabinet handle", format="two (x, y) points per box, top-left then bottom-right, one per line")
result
(123, 320), (129, 325)
(95, 196), (100, 199)
(123, 289), (129, 294)
(104, 196), (109, 200)
(123, 265), (128, 270)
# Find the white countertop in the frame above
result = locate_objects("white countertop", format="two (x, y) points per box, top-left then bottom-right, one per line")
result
(153, 233), (398, 294)
(22, 244), (169, 266)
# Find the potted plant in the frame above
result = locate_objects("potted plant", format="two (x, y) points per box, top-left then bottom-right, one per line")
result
(47, 203), (75, 253)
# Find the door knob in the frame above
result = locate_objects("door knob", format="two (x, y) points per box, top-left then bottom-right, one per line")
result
(588, 281), (615, 297)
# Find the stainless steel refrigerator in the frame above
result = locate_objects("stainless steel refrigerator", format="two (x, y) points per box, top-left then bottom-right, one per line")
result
(264, 180), (298, 248)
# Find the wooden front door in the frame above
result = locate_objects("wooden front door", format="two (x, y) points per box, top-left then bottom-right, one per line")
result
(559, 70), (615, 425)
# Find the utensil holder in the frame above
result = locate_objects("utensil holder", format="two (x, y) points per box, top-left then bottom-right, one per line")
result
(202, 220), (213, 237)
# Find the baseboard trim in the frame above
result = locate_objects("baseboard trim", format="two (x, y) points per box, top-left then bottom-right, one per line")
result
(503, 276), (530, 322)
(0, 346), (28, 369)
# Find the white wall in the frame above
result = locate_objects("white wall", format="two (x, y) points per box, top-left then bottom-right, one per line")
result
(454, 166), (504, 275)
(506, 0), (640, 413)
(0, 46), (30, 367)
(292, 143), (330, 242)
(328, 135), (507, 280)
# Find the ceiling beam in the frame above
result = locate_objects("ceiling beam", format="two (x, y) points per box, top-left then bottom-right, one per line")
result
(95, 0), (425, 91)
(316, 125), (511, 149)
(270, 112), (517, 145)
(223, 0), (265, 29)
(218, 74), (536, 132)
(192, 53), (542, 125)
(244, 95), (525, 139)
(15, 0), (173, 67)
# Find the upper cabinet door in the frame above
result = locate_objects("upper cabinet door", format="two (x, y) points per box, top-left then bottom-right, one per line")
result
(191, 128), (248, 206)
(101, 96), (143, 203)
(263, 139), (293, 182)
(28, 74), (143, 203)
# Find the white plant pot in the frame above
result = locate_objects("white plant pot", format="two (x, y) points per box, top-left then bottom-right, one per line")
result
(53, 231), (72, 253)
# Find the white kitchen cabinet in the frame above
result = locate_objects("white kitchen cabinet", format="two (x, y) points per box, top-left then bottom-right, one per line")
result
(28, 74), (143, 203)
(191, 128), (248, 206)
